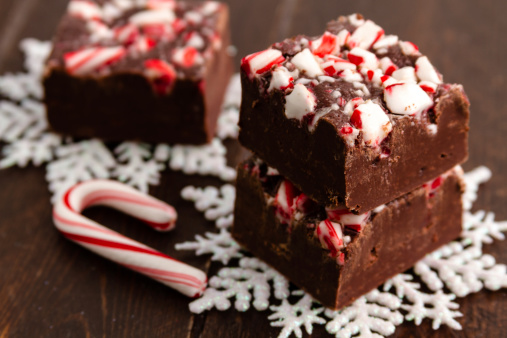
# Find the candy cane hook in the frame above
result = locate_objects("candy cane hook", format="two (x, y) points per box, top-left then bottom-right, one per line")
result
(53, 179), (207, 297)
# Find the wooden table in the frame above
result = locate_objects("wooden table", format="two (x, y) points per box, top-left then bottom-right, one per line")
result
(0, 0), (506, 336)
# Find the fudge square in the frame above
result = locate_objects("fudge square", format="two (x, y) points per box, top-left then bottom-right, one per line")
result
(239, 13), (469, 213)
(44, 0), (232, 144)
(232, 158), (464, 309)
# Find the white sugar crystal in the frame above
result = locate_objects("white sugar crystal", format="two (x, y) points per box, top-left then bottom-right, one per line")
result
(291, 49), (323, 77)
(284, 83), (316, 121)
(416, 56), (443, 84)
(392, 66), (417, 83)
(384, 82), (433, 115)
(348, 20), (384, 49)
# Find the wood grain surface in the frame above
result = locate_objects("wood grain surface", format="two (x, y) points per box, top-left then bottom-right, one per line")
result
(0, 0), (506, 337)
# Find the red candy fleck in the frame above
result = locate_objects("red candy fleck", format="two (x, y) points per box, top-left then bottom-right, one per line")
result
(419, 84), (436, 93)
(385, 65), (397, 76)
(340, 126), (353, 135)
(431, 176), (443, 190)
(144, 59), (176, 95)
(385, 82), (403, 93)
(350, 109), (363, 129)
(347, 53), (364, 66)
(380, 75), (391, 83)
(367, 69), (374, 81)
(241, 49), (285, 77)
(312, 32), (337, 57)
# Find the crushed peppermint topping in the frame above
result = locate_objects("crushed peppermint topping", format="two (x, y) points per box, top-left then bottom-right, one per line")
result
(242, 13), (449, 154)
(54, 0), (224, 93)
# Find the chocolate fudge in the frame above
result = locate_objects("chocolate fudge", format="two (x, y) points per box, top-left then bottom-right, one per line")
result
(232, 158), (464, 309)
(239, 14), (469, 213)
(44, 0), (233, 144)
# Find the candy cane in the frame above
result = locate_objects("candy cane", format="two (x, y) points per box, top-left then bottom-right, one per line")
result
(53, 179), (207, 297)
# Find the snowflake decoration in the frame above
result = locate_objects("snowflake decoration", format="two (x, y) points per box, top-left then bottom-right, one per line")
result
(46, 140), (116, 203)
(175, 228), (242, 264)
(113, 142), (165, 193)
(180, 184), (235, 228)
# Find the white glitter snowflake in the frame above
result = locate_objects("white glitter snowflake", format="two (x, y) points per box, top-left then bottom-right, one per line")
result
(180, 184), (235, 228)
(168, 138), (236, 181)
(175, 228), (242, 264)
(189, 257), (289, 313)
(0, 133), (61, 168)
(46, 140), (116, 203)
(113, 142), (165, 193)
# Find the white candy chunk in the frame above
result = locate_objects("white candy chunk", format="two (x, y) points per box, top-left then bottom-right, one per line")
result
(399, 41), (420, 56)
(392, 66), (417, 83)
(351, 101), (392, 146)
(87, 21), (113, 43)
(384, 82), (433, 115)
(373, 35), (399, 50)
(284, 84), (316, 121)
(415, 56), (442, 84)
(316, 220), (345, 254)
(185, 11), (203, 24)
(129, 9), (176, 26)
(362, 68), (383, 86)
(187, 33), (205, 49)
(381, 76), (398, 87)
(336, 29), (350, 47)
(291, 49), (323, 77)
(348, 47), (379, 69)
(343, 97), (365, 116)
(348, 14), (365, 27)
(268, 66), (293, 92)
(68, 0), (103, 20)
(340, 68), (363, 82)
(243, 49), (284, 76)
(348, 20), (384, 49)
(201, 1), (220, 15)
(379, 57), (397, 75)
(311, 32), (339, 56)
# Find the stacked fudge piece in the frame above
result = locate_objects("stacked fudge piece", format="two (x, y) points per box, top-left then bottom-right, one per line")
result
(233, 14), (469, 309)
(44, 0), (232, 144)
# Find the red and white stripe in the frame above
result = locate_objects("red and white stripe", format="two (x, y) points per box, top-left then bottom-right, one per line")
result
(53, 180), (207, 298)
(64, 46), (126, 75)
(114, 24), (140, 45)
(144, 59), (177, 95)
(315, 219), (345, 258)
(325, 206), (370, 232)
(241, 49), (285, 77)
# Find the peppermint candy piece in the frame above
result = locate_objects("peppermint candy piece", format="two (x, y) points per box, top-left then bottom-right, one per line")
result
(415, 56), (442, 84)
(172, 46), (203, 67)
(147, 0), (177, 10)
(348, 20), (384, 50)
(384, 82), (433, 115)
(419, 80), (438, 94)
(68, 0), (103, 20)
(379, 57), (398, 76)
(273, 180), (299, 224)
(311, 32), (339, 57)
(241, 49), (285, 77)
(53, 180), (207, 298)
(144, 59), (176, 95)
(64, 46), (126, 75)
(284, 83), (316, 121)
(129, 9), (176, 26)
(291, 48), (323, 78)
(373, 34), (399, 50)
(392, 66), (417, 83)
(321, 55), (356, 76)
(326, 206), (370, 232)
(347, 48), (379, 70)
(268, 66), (294, 92)
(315, 219), (345, 258)
(399, 41), (420, 56)
(114, 24), (140, 45)
(349, 101), (392, 147)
